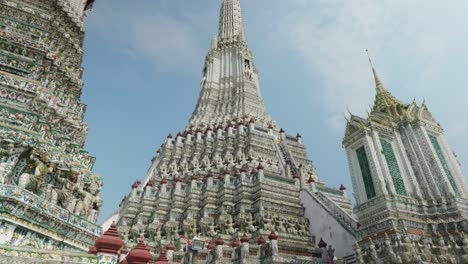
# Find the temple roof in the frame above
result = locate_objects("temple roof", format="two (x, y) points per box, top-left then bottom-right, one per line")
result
(126, 239), (153, 263)
(368, 57), (402, 113)
(92, 222), (125, 255)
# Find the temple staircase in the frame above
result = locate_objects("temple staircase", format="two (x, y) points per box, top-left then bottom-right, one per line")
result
(303, 189), (357, 238)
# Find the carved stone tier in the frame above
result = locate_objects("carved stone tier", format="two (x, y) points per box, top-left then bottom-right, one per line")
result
(115, 124), (318, 258)
(0, 244), (99, 264)
(0, 185), (101, 251)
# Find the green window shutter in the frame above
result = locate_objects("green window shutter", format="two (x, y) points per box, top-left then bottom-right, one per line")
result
(429, 135), (460, 195)
(356, 146), (376, 199)
(380, 139), (407, 195)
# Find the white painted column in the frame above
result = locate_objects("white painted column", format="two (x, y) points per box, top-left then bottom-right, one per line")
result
(227, 125), (234, 137)
(257, 164), (264, 182)
(394, 130), (423, 198)
(224, 170), (231, 187)
(174, 178), (182, 194)
(207, 128), (213, 139)
(238, 123), (245, 134)
(346, 147), (366, 205)
(371, 130), (396, 195)
(405, 124), (441, 198)
(400, 124), (433, 199)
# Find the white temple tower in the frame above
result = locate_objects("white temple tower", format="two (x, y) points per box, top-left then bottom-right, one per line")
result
(343, 55), (468, 263)
(110, 0), (357, 262)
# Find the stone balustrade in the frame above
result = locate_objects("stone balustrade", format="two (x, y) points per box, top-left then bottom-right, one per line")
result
(0, 184), (102, 250)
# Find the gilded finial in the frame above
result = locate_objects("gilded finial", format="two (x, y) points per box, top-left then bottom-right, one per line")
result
(366, 49), (374, 67)
(365, 49), (382, 88)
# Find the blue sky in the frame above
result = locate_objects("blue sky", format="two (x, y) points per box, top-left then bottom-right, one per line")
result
(81, 0), (468, 222)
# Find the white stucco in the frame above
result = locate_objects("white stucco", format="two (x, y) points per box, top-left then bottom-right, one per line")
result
(300, 190), (356, 258)
(100, 211), (120, 232)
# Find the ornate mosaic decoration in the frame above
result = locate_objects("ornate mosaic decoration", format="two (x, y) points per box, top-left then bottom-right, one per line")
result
(356, 146), (376, 199)
(0, 244), (99, 264)
(380, 139), (406, 196)
(0, 0), (102, 254)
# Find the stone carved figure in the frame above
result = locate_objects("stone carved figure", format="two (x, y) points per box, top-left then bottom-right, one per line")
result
(297, 221), (308, 236)
(148, 217), (162, 238)
(199, 215), (212, 236)
(275, 218), (286, 233)
(167, 224), (178, 242)
(154, 228), (162, 243)
(44, 184), (58, 205)
(19, 159), (48, 195)
(368, 238), (379, 264)
(418, 239), (432, 263)
(353, 243), (364, 264)
(182, 218), (195, 236)
(245, 214), (256, 233)
(208, 222), (218, 237)
(400, 233), (417, 263)
(72, 177), (102, 221)
(261, 212), (274, 232)
(462, 235), (468, 263)
(217, 213), (230, 235)
(56, 171), (77, 211)
(226, 218), (237, 235)
(433, 234), (457, 264)
(382, 233), (401, 264)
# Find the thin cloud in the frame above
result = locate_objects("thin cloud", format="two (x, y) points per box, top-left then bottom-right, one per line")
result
(86, 0), (209, 74)
(129, 14), (201, 71)
(268, 0), (468, 174)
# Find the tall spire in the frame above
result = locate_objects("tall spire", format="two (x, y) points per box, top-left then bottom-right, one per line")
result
(188, 0), (271, 129)
(219, 0), (245, 41)
(366, 50), (402, 112)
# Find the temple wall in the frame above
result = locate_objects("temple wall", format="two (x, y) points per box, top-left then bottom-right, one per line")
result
(300, 190), (356, 258)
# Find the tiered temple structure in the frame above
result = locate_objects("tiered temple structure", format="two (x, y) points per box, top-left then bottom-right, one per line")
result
(0, 0), (104, 260)
(110, 0), (357, 263)
(343, 55), (468, 263)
